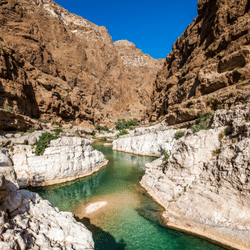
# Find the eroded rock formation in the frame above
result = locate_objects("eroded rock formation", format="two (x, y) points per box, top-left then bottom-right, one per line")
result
(112, 123), (178, 156)
(7, 136), (108, 187)
(114, 40), (164, 109)
(139, 104), (250, 249)
(148, 0), (250, 125)
(0, 151), (94, 250)
(0, 0), (165, 130)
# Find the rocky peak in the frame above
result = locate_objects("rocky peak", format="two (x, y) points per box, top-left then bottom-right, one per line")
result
(114, 40), (163, 68)
(0, 0), (154, 129)
(19, 0), (113, 44)
(114, 39), (164, 108)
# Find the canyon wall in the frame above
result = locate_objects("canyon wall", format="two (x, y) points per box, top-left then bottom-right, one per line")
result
(0, 0), (162, 130)
(148, 0), (250, 124)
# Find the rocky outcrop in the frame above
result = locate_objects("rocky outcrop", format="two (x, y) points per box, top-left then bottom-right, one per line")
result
(114, 40), (164, 109)
(0, 152), (94, 250)
(148, 0), (250, 124)
(140, 104), (250, 249)
(8, 136), (108, 187)
(0, 110), (42, 132)
(112, 128), (177, 156)
(0, 0), (155, 129)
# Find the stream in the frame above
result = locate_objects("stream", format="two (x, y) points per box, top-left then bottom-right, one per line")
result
(29, 144), (225, 250)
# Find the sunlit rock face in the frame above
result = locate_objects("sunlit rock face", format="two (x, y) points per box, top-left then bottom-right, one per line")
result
(0, 150), (94, 250)
(148, 0), (250, 124)
(10, 137), (108, 187)
(0, 0), (151, 129)
(114, 40), (164, 109)
(140, 104), (250, 249)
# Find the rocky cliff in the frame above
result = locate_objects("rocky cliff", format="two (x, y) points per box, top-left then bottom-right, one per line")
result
(148, 0), (250, 124)
(138, 104), (250, 249)
(0, 150), (95, 250)
(0, 0), (165, 131)
(114, 40), (164, 109)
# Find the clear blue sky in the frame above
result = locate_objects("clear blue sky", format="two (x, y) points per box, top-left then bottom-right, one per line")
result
(55, 0), (198, 59)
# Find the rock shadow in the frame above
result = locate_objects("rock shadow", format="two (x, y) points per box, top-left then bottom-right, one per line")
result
(75, 216), (126, 250)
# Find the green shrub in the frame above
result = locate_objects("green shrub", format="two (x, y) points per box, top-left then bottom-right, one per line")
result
(53, 127), (63, 135)
(163, 150), (171, 162)
(219, 131), (225, 140)
(0, 106), (13, 112)
(75, 130), (81, 137)
(39, 119), (49, 124)
(33, 132), (59, 156)
(174, 131), (185, 140)
(95, 124), (110, 132)
(20, 132), (25, 136)
(213, 148), (221, 156)
(54, 122), (62, 127)
(216, 104), (223, 110)
(190, 112), (213, 133)
(9, 146), (14, 152)
(102, 126), (109, 132)
(115, 129), (129, 139)
(115, 119), (138, 130)
(27, 128), (36, 133)
(207, 97), (215, 104)
(95, 124), (102, 131)
(95, 136), (108, 142)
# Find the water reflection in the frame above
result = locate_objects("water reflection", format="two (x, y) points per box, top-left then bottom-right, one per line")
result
(28, 145), (225, 250)
(28, 167), (107, 211)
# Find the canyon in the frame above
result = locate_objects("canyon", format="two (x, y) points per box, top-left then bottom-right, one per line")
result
(0, 0), (162, 130)
(0, 0), (250, 249)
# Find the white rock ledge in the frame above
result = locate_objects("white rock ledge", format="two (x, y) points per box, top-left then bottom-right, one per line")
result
(112, 129), (177, 156)
(139, 118), (250, 249)
(11, 137), (108, 187)
(0, 151), (95, 250)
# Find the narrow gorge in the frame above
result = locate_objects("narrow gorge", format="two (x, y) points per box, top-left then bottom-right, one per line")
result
(0, 0), (250, 249)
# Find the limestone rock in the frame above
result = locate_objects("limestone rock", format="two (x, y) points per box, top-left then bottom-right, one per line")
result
(0, 148), (13, 167)
(0, 146), (95, 249)
(141, 128), (222, 202)
(112, 129), (177, 156)
(0, 136), (9, 147)
(140, 105), (250, 249)
(10, 136), (108, 187)
(0, 179), (94, 250)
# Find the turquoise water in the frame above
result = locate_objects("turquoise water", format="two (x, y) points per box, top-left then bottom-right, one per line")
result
(29, 144), (225, 250)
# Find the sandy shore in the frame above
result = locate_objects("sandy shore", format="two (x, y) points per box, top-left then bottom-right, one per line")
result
(140, 178), (250, 250)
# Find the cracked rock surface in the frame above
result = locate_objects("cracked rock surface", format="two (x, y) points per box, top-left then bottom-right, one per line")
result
(0, 151), (94, 250)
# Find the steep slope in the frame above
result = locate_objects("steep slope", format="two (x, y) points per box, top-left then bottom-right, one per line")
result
(0, 0), (145, 129)
(114, 40), (164, 110)
(149, 0), (250, 124)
